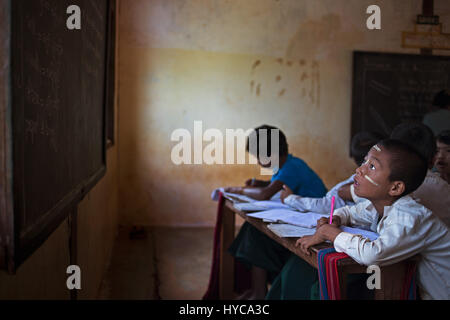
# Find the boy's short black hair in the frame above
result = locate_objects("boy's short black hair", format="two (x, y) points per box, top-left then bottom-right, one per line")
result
(246, 124), (288, 157)
(390, 122), (436, 163)
(378, 139), (428, 196)
(437, 130), (450, 145)
(432, 90), (450, 108)
(351, 131), (384, 166)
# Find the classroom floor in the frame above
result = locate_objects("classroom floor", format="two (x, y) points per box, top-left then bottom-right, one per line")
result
(98, 226), (215, 300)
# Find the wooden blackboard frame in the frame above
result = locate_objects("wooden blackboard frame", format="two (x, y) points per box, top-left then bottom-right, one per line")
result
(0, 0), (14, 272)
(0, 0), (113, 273)
(106, 0), (116, 148)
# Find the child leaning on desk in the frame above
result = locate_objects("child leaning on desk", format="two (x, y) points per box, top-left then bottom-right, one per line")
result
(224, 124), (327, 300)
(267, 139), (450, 300)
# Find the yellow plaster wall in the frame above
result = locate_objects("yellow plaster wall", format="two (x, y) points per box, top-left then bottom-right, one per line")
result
(117, 0), (450, 226)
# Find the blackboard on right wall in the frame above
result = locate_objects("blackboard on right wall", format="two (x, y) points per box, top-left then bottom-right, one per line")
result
(351, 51), (450, 142)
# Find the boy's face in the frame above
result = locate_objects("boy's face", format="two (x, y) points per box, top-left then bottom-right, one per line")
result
(353, 145), (404, 201)
(435, 141), (450, 176)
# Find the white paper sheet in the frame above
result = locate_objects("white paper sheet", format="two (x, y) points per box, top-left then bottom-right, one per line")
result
(234, 200), (291, 212)
(247, 209), (328, 228)
(265, 223), (379, 241)
(211, 188), (282, 203)
(267, 223), (317, 237)
(211, 188), (256, 203)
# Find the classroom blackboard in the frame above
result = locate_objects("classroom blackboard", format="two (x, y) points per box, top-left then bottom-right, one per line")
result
(0, 0), (112, 272)
(351, 51), (450, 142)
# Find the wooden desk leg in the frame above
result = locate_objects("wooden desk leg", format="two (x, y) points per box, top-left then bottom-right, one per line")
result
(375, 263), (406, 300)
(219, 204), (235, 299)
(339, 270), (348, 300)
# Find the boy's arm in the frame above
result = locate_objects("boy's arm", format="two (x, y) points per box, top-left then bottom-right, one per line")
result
(333, 201), (376, 228)
(337, 183), (353, 201)
(299, 213), (426, 265)
(334, 218), (425, 266)
(296, 224), (342, 256)
(226, 180), (284, 201)
(286, 175), (356, 213)
(284, 194), (348, 214)
(245, 178), (271, 187)
(331, 206), (353, 226)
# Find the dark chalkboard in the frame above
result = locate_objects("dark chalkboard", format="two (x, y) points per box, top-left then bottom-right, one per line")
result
(351, 51), (450, 142)
(0, 0), (112, 272)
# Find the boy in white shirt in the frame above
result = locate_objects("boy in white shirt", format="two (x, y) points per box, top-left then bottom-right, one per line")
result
(297, 139), (450, 299)
(349, 123), (450, 228)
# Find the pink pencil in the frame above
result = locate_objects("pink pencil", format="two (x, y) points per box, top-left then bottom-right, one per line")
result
(329, 196), (335, 224)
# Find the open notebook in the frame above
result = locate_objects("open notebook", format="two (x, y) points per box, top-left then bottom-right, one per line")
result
(233, 200), (291, 212)
(211, 188), (283, 205)
(247, 209), (328, 228)
(267, 223), (379, 241)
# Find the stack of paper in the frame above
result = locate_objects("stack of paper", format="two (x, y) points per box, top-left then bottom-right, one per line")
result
(266, 223), (379, 240)
(247, 209), (328, 228)
(210, 188), (256, 203)
(234, 200), (292, 212)
(211, 188), (282, 204)
(267, 224), (317, 238)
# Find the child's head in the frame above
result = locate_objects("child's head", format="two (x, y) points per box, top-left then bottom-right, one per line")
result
(435, 130), (450, 180)
(350, 131), (385, 166)
(390, 122), (436, 165)
(246, 124), (288, 167)
(354, 139), (428, 201)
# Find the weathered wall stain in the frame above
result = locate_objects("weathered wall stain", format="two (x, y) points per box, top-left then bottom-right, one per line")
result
(256, 83), (261, 96)
(252, 59), (261, 71)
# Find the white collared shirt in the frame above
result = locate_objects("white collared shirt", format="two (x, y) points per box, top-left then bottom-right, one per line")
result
(413, 170), (450, 228)
(333, 195), (450, 300)
(284, 175), (356, 214)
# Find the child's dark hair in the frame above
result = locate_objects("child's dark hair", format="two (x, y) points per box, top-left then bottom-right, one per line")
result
(351, 131), (384, 166)
(378, 139), (428, 196)
(432, 90), (450, 108)
(246, 124), (288, 157)
(390, 122), (436, 163)
(437, 130), (450, 145)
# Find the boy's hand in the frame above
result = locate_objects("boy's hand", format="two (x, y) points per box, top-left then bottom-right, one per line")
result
(295, 224), (343, 256)
(317, 216), (341, 229)
(224, 187), (243, 194)
(316, 217), (329, 229)
(295, 234), (324, 256)
(280, 185), (294, 203)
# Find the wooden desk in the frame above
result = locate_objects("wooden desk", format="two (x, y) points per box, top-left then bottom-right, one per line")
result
(218, 197), (414, 300)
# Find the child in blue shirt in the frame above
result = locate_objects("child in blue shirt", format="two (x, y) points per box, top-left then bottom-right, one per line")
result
(225, 125), (327, 200)
(225, 125), (327, 299)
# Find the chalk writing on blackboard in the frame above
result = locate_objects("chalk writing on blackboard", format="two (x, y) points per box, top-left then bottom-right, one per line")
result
(352, 51), (450, 144)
